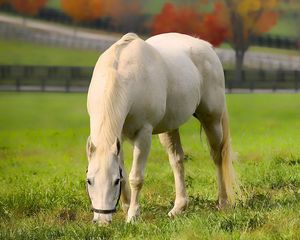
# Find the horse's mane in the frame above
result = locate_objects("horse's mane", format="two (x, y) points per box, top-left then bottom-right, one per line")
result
(96, 33), (139, 151)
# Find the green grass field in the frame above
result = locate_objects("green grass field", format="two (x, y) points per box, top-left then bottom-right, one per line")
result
(0, 93), (299, 239)
(1, 38), (298, 72)
(0, 39), (100, 66)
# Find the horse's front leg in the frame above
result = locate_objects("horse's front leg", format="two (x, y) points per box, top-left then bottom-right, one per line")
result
(119, 148), (131, 214)
(127, 125), (152, 223)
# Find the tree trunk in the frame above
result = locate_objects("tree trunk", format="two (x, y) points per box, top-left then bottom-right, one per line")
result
(235, 49), (245, 82)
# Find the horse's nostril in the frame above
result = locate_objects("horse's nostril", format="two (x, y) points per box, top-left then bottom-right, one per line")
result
(92, 219), (97, 224)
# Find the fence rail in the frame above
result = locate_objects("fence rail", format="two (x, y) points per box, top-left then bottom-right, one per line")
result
(0, 65), (300, 93)
(0, 65), (93, 92)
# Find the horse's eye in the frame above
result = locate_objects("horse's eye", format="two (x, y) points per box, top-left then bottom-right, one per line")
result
(114, 179), (120, 186)
(87, 178), (92, 186)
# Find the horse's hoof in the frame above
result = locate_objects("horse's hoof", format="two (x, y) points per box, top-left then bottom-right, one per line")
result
(126, 215), (137, 223)
(126, 212), (140, 223)
(167, 205), (187, 218)
(217, 198), (230, 210)
(168, 198), (188, 217)
(126, 206), (140, 223)
(168, 208), (181, 218)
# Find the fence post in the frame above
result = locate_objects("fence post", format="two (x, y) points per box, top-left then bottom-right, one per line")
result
(65, 77), (70, 92)
(250, 80), (254, 92)
(259, 68), (265, 82)
(224, 69), (231, 93)
(41, 78), (46, 92)
(295, 71), (299, 92)
(274, 68), (282, 92)
(15, 77), (20, 91)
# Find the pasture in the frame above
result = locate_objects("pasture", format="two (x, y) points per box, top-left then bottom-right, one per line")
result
(0, 39), (99, 66)
(0, 93), (299, 239)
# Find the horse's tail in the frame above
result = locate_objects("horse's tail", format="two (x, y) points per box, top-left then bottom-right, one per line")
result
(221, 108), (239, 203)
(117, 32), (139, 44)
(110, 33), (139, 69)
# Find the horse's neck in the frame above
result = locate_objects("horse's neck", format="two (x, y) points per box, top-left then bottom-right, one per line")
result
(97, 73), (128, 148)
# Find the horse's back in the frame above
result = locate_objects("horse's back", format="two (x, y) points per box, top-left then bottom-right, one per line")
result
(146, 33), (225, 133)
(146, 33), (225, 91)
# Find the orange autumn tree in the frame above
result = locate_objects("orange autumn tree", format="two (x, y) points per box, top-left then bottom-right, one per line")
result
(151, 2), (228, 47)
(10, 0), (48, 16)
(152, 1), (279, 81)
(61, 0), (105, 23)
(0, 0), (7, 6)
(105, 0), (143, 32)
(224, 0), (279, 81)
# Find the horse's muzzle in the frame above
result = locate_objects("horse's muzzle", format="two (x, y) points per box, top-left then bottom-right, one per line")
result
(93, 212), (112, 225)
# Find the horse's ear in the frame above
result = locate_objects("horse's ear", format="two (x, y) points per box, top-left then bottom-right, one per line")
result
(112, 138), (121, 156)
(86, 136), (96, 161)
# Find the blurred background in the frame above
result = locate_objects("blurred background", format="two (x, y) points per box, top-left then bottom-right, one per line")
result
(1, 2), (300, 238)
(0, 0), (299, 92)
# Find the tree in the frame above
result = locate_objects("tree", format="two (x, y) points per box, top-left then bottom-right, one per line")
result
(151, 2), (228, 47)
(224, 0), (279, 81)
(105, 0), (143, 32)
(197, 2), (229, 46)
(152, 1), (279, 81)
(151, 3), (202, 36)
(61, 0), (105, 23)
(0, 0), (7, 6)
(10, 0), (48, 15)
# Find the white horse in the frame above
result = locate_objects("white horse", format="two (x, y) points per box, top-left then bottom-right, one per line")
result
(86, 32), (238, 224)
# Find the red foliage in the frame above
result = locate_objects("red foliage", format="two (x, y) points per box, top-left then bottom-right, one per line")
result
(10, 0), (48, 16)
(151, 3), (202, 36)
(198, 3), (229, 46)
(151, 2), (228, 47)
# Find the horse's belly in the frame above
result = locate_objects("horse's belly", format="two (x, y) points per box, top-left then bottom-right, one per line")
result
(152, 98), (198, 134)
(153, 78), (201, 134)
(152, 58), (201, 133)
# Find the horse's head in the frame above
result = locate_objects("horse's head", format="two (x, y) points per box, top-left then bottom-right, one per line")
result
(86, 136), (123, 225)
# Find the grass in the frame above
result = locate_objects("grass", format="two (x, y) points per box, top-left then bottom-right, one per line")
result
(0, 93), (300, 239)
(46, 0), (61, 9)
(269, 16), (299, 38)
(0, 37), (298, 72)
(249, 46), (300, 56)
(220, 42), (300, 57)
(46, 0), (61, 10)
(0, 38), (100, 66)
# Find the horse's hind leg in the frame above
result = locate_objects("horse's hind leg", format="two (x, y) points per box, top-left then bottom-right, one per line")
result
(194, 109), (236, 208)
(159, 129), (188, 217)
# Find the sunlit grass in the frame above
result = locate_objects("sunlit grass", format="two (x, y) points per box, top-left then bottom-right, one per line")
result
(0, 93), (299, 239)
